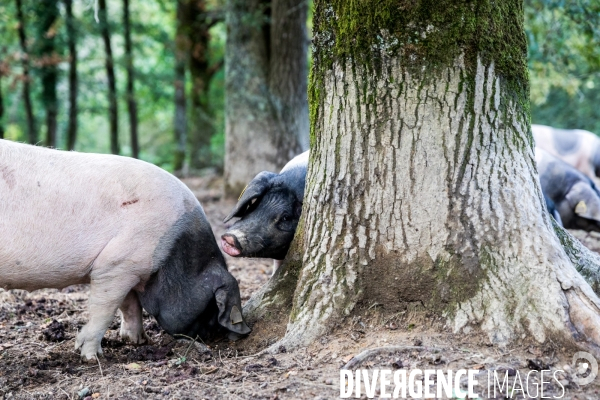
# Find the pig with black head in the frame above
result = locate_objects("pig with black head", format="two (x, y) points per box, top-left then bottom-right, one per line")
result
(221, 151), (308, 273)
(0, 139), (250, 361)
(536, 147), (600, 231)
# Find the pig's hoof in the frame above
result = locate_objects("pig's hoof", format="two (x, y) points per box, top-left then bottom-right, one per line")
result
(78, 344), (103, 362)
(80, 351), (100, 363)
(75, 334), (103, 362)
(120, 327), (149, 345)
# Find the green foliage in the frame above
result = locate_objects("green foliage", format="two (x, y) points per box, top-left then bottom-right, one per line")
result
(526, 0), (600, 133)
(0, 0), (226, 171)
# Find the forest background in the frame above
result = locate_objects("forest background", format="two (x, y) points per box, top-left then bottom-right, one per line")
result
(0, 0), (598, 173)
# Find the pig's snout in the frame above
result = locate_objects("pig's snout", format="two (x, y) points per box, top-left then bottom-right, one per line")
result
(221, 234), (242, 257)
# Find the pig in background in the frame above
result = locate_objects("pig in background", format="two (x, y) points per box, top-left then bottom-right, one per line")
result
(544, 194), (563, 226)
(536, 147), (600, 231)
(533, 124), (600, 180)
(221, 151), (308, 275)
(0, 139), (250, 361)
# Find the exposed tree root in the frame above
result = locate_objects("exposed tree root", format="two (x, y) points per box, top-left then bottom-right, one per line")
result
(555, 221), (600, 296)
(243, 237), (304, 324)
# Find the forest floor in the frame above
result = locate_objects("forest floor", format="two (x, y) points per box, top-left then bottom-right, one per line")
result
(1, 175), (600, 400)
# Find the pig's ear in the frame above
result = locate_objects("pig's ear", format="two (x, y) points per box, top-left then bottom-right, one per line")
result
(566, 182), (600, 220)
(214, 284), (252, 336)
(223, 171), (277, 222)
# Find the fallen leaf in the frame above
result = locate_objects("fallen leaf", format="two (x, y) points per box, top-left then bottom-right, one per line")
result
(92, 393), (100, 399)
(125, 363), (142, 371)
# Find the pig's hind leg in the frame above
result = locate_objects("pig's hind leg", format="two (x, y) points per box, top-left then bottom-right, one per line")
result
(119, 290), (148, 344)
(75, 243), (143, 361)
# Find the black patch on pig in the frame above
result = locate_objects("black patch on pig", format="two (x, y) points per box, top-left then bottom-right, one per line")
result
(225, 187), (302, 259)
(544, 195), (562, 226)
(138, 207), (250, 339)
(538, 149), (600, 231)
(551, 128), (581, 156)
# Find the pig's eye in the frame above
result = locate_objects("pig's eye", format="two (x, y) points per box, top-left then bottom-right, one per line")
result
(244, 198), (259, 213)
(281, 215), (290, 222)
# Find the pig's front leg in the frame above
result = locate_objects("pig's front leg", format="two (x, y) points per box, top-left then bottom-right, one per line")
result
(119, 290), (148, 344)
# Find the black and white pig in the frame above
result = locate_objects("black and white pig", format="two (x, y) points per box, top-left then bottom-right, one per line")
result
(221, 151), (308, 274)
(0, 139), (250, 361)
(533, 124), (600, 180)
(536, 147), (600, 231)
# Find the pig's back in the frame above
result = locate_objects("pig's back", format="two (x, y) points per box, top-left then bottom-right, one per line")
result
(0, 140), (196, 290)
(532, 124), (599, 178)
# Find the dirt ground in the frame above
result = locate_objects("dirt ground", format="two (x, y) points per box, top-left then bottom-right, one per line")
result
(1, 175), (600, 399)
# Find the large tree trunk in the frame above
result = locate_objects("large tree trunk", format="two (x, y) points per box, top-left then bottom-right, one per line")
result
(123, 0), (139, 159)
(173, 0), (188, 172)
(185, 0), (215, 170)
(35, 0), (59, 148)
(247, 0), (600, 355)
(224, 0), (307, 197)
(98, 0), (119, 155)
(269, 0), (309, 151)
(15, 0), (37, 144)
(64, 0), (78, 151)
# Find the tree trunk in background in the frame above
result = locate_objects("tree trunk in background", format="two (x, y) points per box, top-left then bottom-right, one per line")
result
(98, 0), (119, 155)
(35, 0), (59, 148)
(224, 0), (307, 197)
(183, 0), (219, 171)
(64, 0), (78, 151)
(269, 0), (309, 151)
(123, 0), (139, 158)
(247, 0), (600, 355)
(173, 0), (188, 172)
(15, 0), (36, 144)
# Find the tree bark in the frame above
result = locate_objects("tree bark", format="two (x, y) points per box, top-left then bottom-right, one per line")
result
(248, 0), (600, 356)
(173, 0), (188, 172)
(123, 0), (139, 158)
(185, 0), (215, 170)
(98, 0), (119, 155)
(64, 0), (78, 151)
(34, 0), (59, 148)
(269, 0), (309, 151)
(15, 0), (36, 144)
(224, 0), (307, 197)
